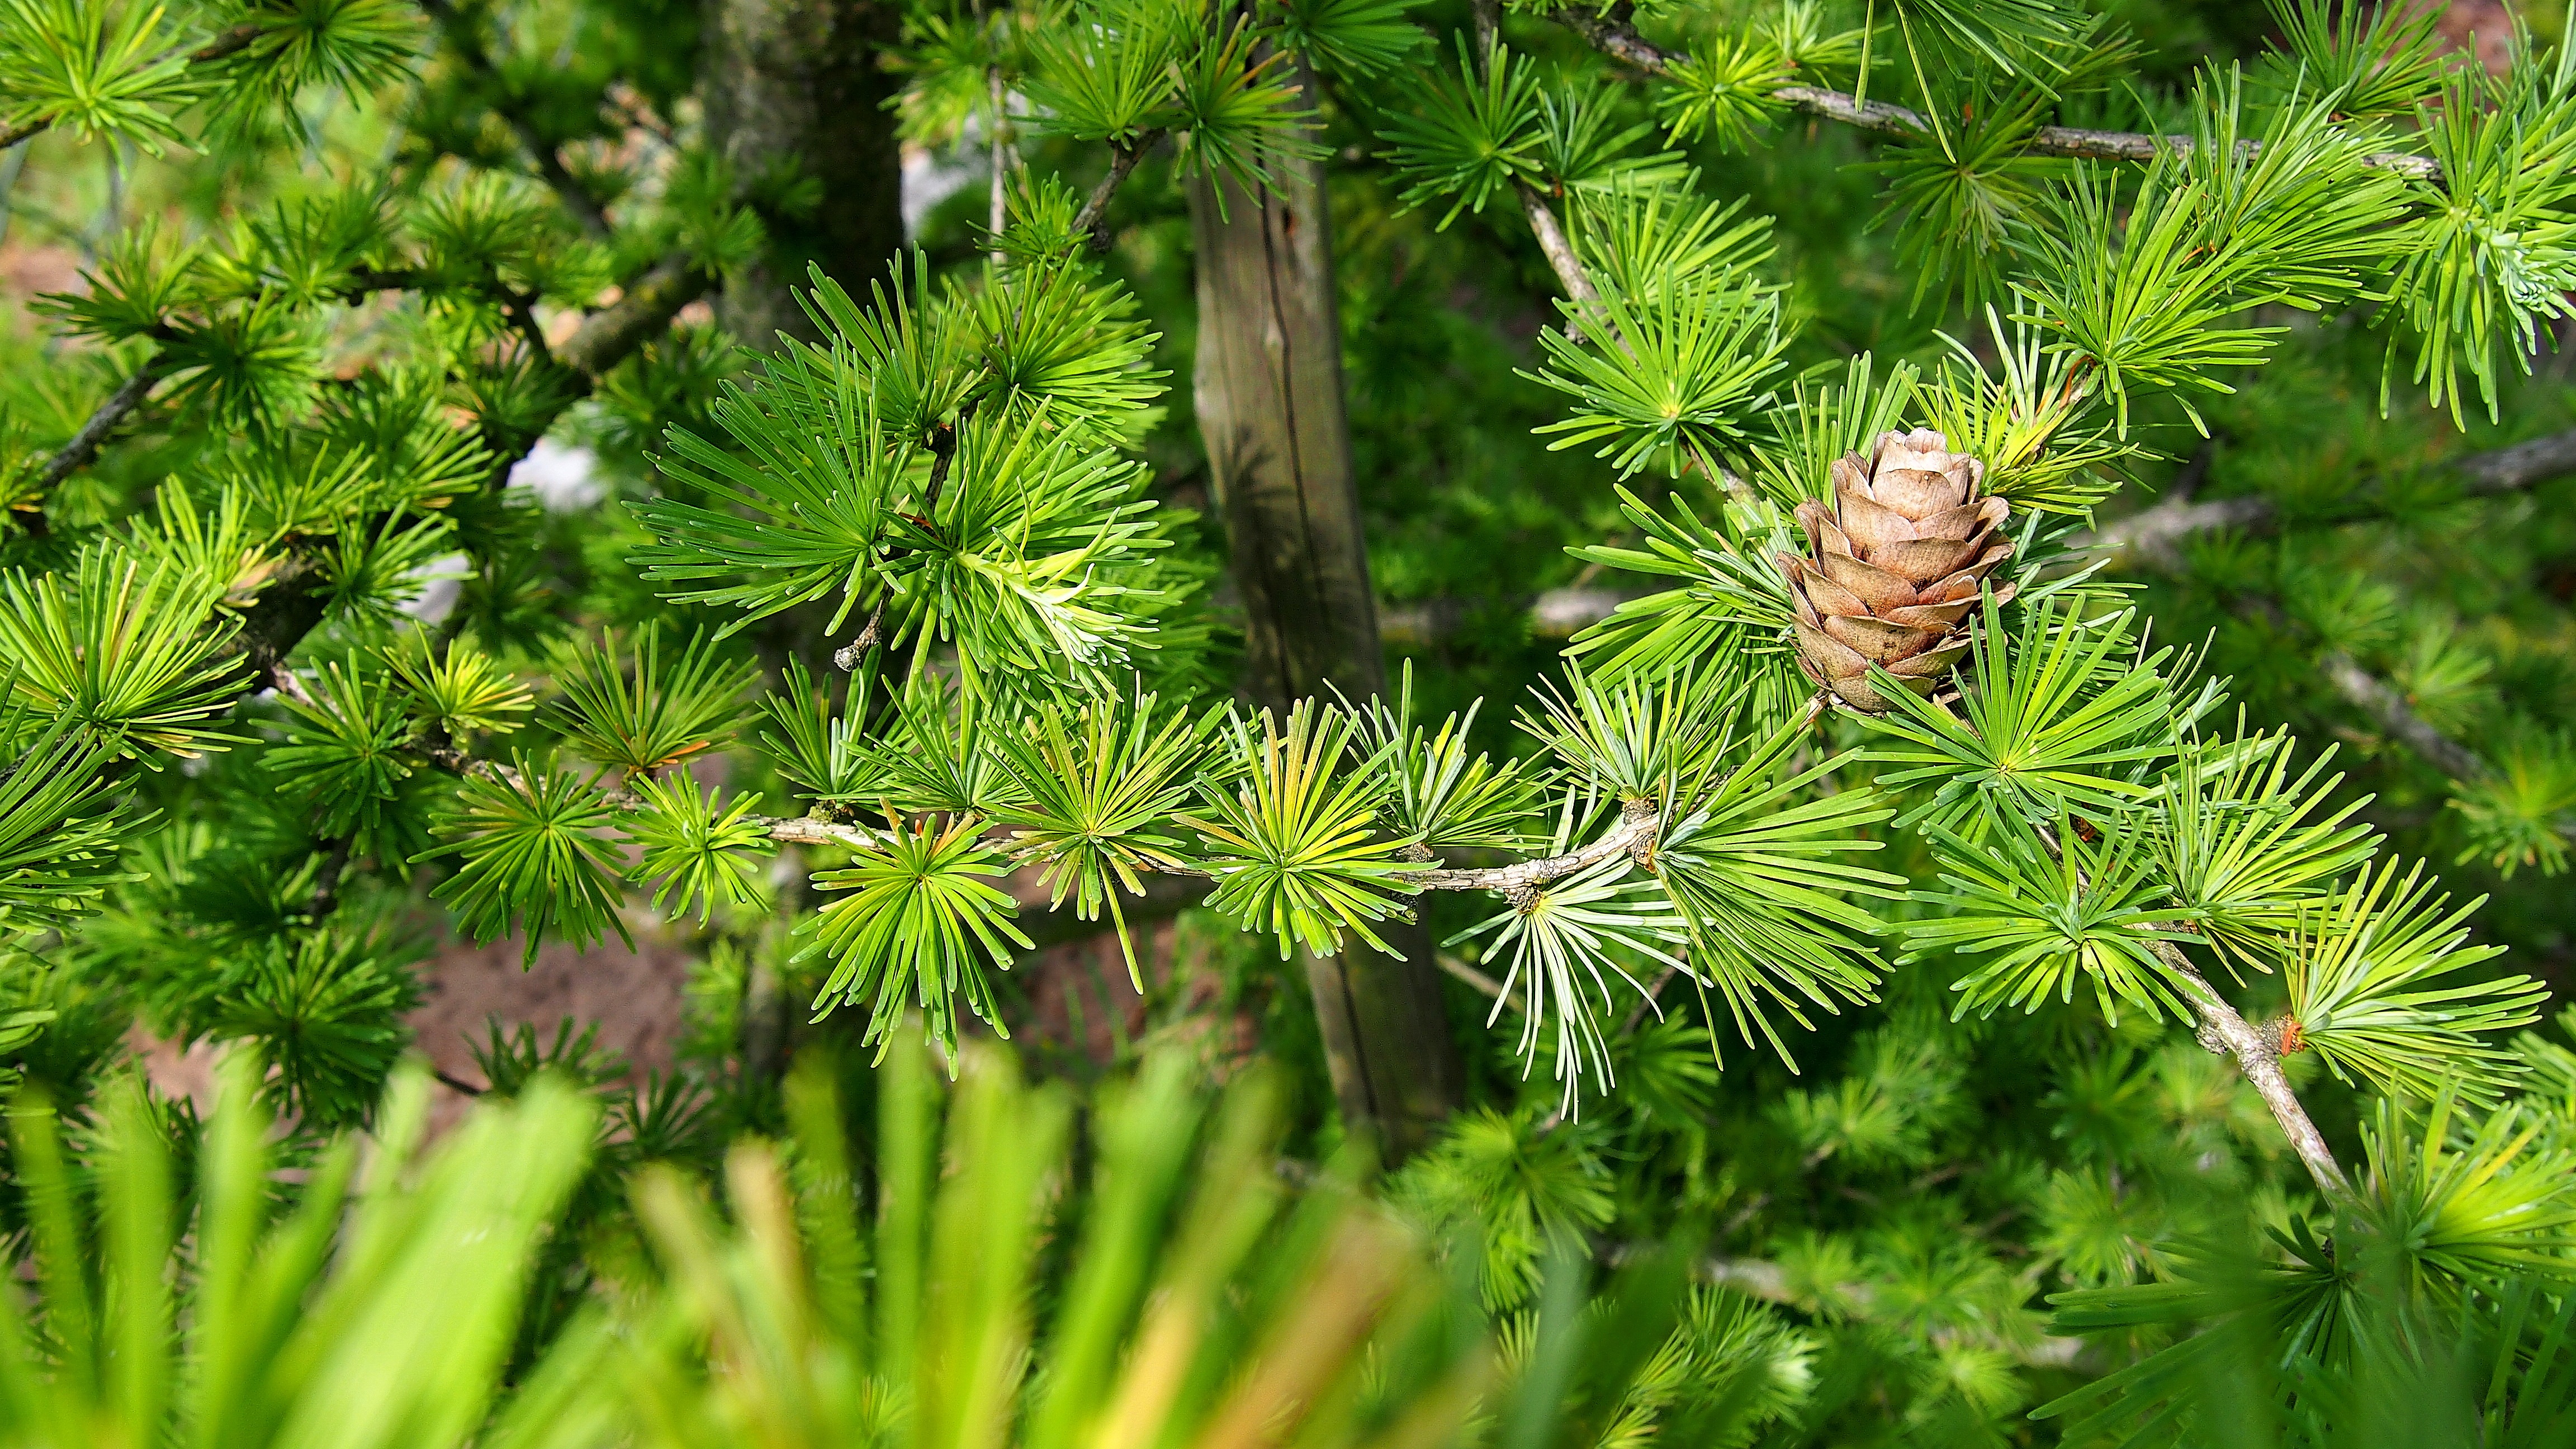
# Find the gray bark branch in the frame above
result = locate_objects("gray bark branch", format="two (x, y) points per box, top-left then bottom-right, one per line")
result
(2034, 822), (2351, 1199)
(2318, 648), (2489, 783)
(2087, 425), (2576, 569)
(1557, 7), (2442, 183)
(2152, 940), (2351, 1197)
(1074, 136), (1154, 252)
(1474, 0), (1601, 344)
(35, 358), (168, 493)
(557, 258), (711, 382)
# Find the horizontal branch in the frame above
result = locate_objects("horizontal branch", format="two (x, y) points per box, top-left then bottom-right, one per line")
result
(1384, 437), (2576, 648)
(1380, 587), (1637, 647)
(2088, 425), (2576, 569)
(2454, 425), (2576, 495)
(757, 813), (884, 849)
(2104, 448), (2576, 815)
(1595, 1242), (2085, 1366)
(1412, 801), (1659, 893)
(1557, 7), (2442, 184)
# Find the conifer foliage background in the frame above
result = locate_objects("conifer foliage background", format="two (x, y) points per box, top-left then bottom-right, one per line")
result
(6, 0), (2576, 1443)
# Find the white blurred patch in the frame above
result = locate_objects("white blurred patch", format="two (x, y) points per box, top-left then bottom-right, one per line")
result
(405, 551), (472, 626)
(903, 142), (984, 239)
(510, 437), (605, 512)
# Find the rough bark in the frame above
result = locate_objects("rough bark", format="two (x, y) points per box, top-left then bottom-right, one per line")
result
(700, 0), (908, 348)
(1190, 80), (1464, 1160)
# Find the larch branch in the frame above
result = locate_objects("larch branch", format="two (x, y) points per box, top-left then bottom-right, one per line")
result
(1074, 136), (1157, 253)
(36, 358), (169, 493)
(1474, 0), (1602, 344)
(0, 21), (266, 150)
(2036, 822), (2352, 1198)
(2152, 940), (2351, 1197)
(2086, 425), (2576, 569)
(1412, 803), (1660, 893)
(1556, 7), (2442, 184)
(418, 0), (615, 238)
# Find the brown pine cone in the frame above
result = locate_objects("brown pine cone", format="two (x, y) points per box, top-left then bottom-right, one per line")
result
(1776, 428), (2016, 712)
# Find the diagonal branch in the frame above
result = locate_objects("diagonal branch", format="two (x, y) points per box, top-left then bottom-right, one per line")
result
(556, 257), (711, 382)
(2315, 647), (2488, 783)
(2153, 940), (2350, 1196)
(34, 357), (171, 494)
(1517, 185), (1599, 343)
(26, 261), (699, 531)
(2033, 821), (2351, 1197)
(2234, 596), (2521, 805)
(1472, 0), (1603, 343)
(1555, 5), (2443, 184)
(225, 262), (705, 703)
(1074, 135), (1157, 252)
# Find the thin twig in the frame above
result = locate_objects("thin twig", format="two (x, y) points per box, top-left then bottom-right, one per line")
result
(1437, 952), (1509, 1001)
(987, 41), (1012, 262)
(264, 659), (321, 711)
(1518, 184), (1597, 347)
(2316, 646), (2488, 783)
(35, 358), (169, 492)
(210, 263), (706, 724)
(1556, 6), (2444, 185)
(1073, 136), (1156, 253)
(1474, 0), (1599, 346)
(501, 288), (555, 366)
(1413, 800), (1661, 892)
(305, 836), (354, 922)
(2232, 595), (2499, 791)
(2087, 425), (2576, 569)
(2152, 940), (2349, 1196)
(2034, 822), (2350, 1197)
(1620, 963), (1677, 1034)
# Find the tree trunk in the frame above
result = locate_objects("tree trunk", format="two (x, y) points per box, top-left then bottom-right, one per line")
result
(700, 0), (908, 348)
(1190, 101), (1465, 1161)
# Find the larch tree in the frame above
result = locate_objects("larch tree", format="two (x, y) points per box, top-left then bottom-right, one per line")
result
(4, 0), (2576, 1443)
